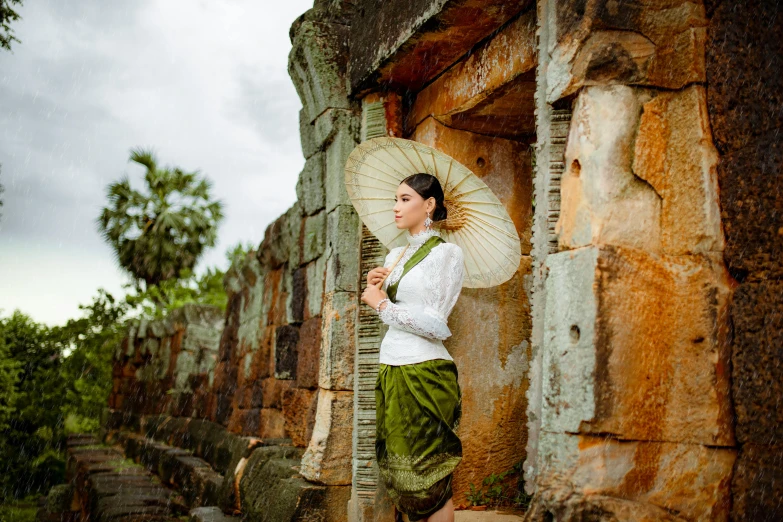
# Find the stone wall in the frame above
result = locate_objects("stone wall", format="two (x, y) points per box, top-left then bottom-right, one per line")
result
(103, 1), (782, 520)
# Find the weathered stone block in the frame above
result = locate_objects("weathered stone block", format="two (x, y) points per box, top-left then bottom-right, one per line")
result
(546, 1), (707, 102)
(300, 389), (353, 485)
(325, 128), (358, 213)
(289, 20), (351, 125)
(274, 325), (300, 380)
(557, 85), (662, 252)
(289, 267), (306, 324)
(537, 433), (734, 521)
(282, 387), (318, 447)
(325, 205), (361, 293)
(261, 378), (294, 411)
(633, 85), (723, 255)
(299, 107), (318, 159)
(260, 408), (287, 439)
(543, 245), (733, 446)
(296, 317), (322, 389)
(305, 256), (327, 319)
(189, 506), (236, 522)
(302, 211), (326, 264)
(319, 292), (356, 391)
(350, 0), (531, 93)
(314, 108), (359, 149)
(295, 153), (325, 216)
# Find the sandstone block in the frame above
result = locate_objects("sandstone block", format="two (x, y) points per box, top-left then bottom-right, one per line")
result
(274, 324), (300, 380)
(543, 245), (733, 446)
(305, 256), (327, 319)
(325, 128), (358, 213)
(325, 205), (361, 293)
(302, 211), (326, 264)
(260, 408), (287, 439)
(299, 107), (318, 159)
(300, 389), (353, 485)
(295, 153), (325, 216)
(557, 85), (662, 252)
(260, 378), (294, 412)
(537, 433), (734, 521)
(633, 85), (723, 254)
(546, 2), (707, 102)
(289, 267), (306, 324)
(282, 387), (318, 447)
(296, 317), (322, 389)
(289, 20), (351, 125)
(319, 291), (356, 391)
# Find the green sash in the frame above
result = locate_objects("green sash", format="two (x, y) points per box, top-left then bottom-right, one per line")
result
(386, 235), (446, 303)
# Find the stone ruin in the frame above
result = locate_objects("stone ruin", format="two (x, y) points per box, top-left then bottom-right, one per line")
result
(41, 1), (782, 521)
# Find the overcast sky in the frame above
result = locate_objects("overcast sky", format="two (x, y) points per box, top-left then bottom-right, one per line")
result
(0, 0), (314, 325)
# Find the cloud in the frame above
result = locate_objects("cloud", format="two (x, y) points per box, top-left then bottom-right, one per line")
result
(0, 0), (313, 325)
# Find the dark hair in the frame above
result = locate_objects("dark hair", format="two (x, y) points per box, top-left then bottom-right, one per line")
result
(400, 173), (447, 221)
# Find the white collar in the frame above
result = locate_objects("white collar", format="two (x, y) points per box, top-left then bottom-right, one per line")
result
(405, 227), (440, 247)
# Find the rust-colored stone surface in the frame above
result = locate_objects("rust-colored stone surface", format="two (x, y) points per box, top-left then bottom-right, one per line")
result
(538, 433), (735, 521)
(546, 0), (708, 102)
(350, 0), (533, 93)
(408, 8), (537, 136)
(411, 118), (534, 253)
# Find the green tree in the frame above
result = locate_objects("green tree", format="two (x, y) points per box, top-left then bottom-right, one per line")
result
(0, 312), (65, 499)
(55, 290), (129, 433)
(125, 241), (254, 318)
(97, 148), (224, 291)
(0, 0), (23, 51)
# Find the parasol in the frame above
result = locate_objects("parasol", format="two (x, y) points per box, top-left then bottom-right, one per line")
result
(344, 137), (521, 288)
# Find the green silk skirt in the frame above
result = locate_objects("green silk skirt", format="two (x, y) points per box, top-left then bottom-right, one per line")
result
(375, 359), (463, 521)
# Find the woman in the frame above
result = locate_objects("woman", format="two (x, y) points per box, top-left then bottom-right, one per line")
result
(360, 173), (465, 522)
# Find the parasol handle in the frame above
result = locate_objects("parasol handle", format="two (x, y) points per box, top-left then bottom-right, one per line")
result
(375, 245), (409, 290)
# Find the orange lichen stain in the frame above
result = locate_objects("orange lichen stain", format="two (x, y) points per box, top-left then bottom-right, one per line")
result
(617, 442), (663, 499)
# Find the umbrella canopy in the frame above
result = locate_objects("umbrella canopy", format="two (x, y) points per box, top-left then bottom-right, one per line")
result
(344, 137), (521, 288)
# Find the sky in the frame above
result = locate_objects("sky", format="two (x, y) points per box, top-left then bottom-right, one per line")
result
(0, 0), (314, 326)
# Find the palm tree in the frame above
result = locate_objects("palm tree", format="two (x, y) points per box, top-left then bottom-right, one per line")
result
(97, 148), (224, 290)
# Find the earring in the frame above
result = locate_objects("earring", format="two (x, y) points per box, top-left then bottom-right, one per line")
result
(424, 211), (433, 230)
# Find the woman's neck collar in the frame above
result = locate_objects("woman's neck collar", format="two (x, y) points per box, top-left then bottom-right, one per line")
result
(406, 227), (439, 246)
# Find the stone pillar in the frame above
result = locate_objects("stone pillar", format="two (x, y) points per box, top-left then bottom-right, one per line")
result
(525, 1), (736, 519)
(347, 93), (402, 522)
(288, 4), (360, 519)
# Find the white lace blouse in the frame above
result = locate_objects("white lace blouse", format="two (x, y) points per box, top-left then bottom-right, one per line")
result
(378, 228), (465, 365)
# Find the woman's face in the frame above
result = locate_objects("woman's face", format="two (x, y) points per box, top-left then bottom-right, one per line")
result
(393, 182), (434, 232)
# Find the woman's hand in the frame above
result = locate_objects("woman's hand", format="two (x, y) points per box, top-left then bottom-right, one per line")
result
(366, 266), (390, 286)
(361, 283), (388, 311)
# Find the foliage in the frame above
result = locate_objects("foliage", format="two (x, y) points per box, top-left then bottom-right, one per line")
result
(124, 241), (254, 319)
(55, 290), (129, 433)
(0, 312), (66, 499)
(466, 460), (533, 510)
(0, 498), (38, 522)
(0, 0), (22, 52)
(96, 148), (224, 290)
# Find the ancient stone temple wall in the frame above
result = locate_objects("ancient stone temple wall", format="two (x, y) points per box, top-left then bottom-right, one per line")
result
(99, 1), (782, 521)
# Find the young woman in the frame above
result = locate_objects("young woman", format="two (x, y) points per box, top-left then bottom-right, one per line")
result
(360, 173), (465, 522)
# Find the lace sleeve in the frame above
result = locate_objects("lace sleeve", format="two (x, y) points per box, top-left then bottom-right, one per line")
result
(378, 244), (465, 340)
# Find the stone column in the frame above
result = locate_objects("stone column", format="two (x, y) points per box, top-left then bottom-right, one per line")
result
(288, 4), (361, 517)
(525, 1), (736, 519)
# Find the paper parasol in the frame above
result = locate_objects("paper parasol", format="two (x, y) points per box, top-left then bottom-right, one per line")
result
(344, 137), (521, 288)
